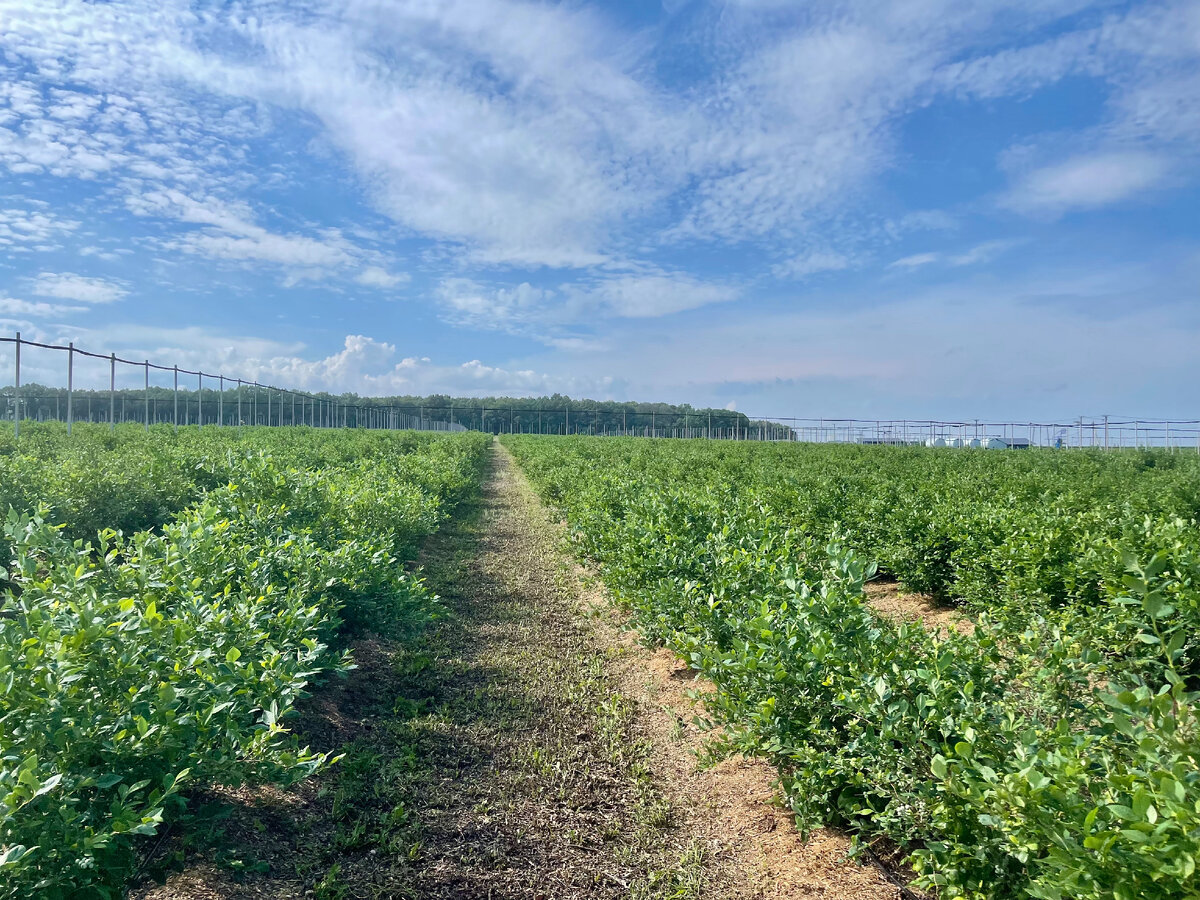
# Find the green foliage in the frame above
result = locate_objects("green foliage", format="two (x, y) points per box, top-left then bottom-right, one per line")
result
(0, 425), (489, 898)
(505, 435), (1200, 899)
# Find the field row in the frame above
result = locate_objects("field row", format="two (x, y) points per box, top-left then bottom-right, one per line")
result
(0, 424), (490, 897)
(504, 436), (1199, 900)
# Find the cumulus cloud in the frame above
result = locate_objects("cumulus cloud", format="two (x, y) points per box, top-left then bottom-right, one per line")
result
(0, 206), (80, 250)
(9, 327), (613, 398)
(355, 267), (408, 289)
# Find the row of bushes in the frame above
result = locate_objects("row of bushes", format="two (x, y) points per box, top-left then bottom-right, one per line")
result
(0, 429), (490, 897)
(505, 436), (1199, 899)
(515, 438), (1200, 675)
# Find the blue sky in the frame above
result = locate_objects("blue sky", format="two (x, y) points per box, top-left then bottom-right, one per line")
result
(0, 0), (1197, 420)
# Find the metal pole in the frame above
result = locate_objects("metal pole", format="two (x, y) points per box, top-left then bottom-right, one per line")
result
(267, 387), (271, 427)
(218, 376), (224, 426)
(13, 332), (20, 437)
(173, 366), (179, 431)
(197, 372), (202, 426)
(109, 352), (116, 431)
(1104, 414), (1109, 451)
(144, 360), (150, 430)
(66, 342), (74, 435)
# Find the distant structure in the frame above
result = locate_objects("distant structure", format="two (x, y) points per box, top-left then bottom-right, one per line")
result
(923, 436), (1031, 449)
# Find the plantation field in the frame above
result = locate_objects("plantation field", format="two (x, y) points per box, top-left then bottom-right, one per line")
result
(0, 424), (490, 897)
(504, 436), (1200, 900)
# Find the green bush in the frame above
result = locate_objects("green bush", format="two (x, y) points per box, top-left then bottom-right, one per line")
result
(0, 427), (489, 897)
(505, 435), (1200, 899)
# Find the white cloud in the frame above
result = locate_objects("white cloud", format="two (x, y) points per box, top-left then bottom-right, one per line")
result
(948, 239), (1025, 266)
(126, 188), (386, 280)
(0, 206), (80, 249)
(521, 250), (1200, 417)
(772, 250), (852, 280)
(434, 270), (737, 342)
(1001, 151), (1171, 216)
(568, 274), (738, 319)
(890, 252), (940, 269)
(354, 266), (408, 289)
(32, 272), (128, 303)
(0, 296), (85, 318)
(888, 239), (1024, 270)
(1, 0), (1196, 277)
(9, 326), (611, 398)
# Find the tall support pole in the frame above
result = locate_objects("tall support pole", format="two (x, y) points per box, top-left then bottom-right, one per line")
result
(267, 387), (271, 427)
(173, 366), (179, 431)
(1104, 414), (1109, 451)
(565, 402), (569, 435)
(218, 376), (224, 426)
(291, 391), (295, 427)
(144, 361), (150, 431)
(13, 332), (20, 437)
(197, 372), (202, 426)
(109, 352), (116, 431)
(66, 342), (74, 435)
(237, 379), (242, 427)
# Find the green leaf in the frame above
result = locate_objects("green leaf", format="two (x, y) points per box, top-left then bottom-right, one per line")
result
(931, 755), (948, 779)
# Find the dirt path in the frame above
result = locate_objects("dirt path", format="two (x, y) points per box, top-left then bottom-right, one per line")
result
(134, 442), (902, 899)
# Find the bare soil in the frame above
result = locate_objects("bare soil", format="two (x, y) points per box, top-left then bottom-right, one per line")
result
(864, 579), (973, 636)
(132, 442), (909, 900)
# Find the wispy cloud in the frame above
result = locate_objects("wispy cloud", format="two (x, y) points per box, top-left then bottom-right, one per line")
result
(772, 250), (852, 280)
(125, 189), (398, 284)
(0, 0), (1196, 416)
(32, 272), (128, 303)
(0, 296), (85, 318)
(890, 252), (941, 269)
(889, 239), (1025, 270)
(1000, 151), (1172, 216)
(435, 269), (738, 344)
